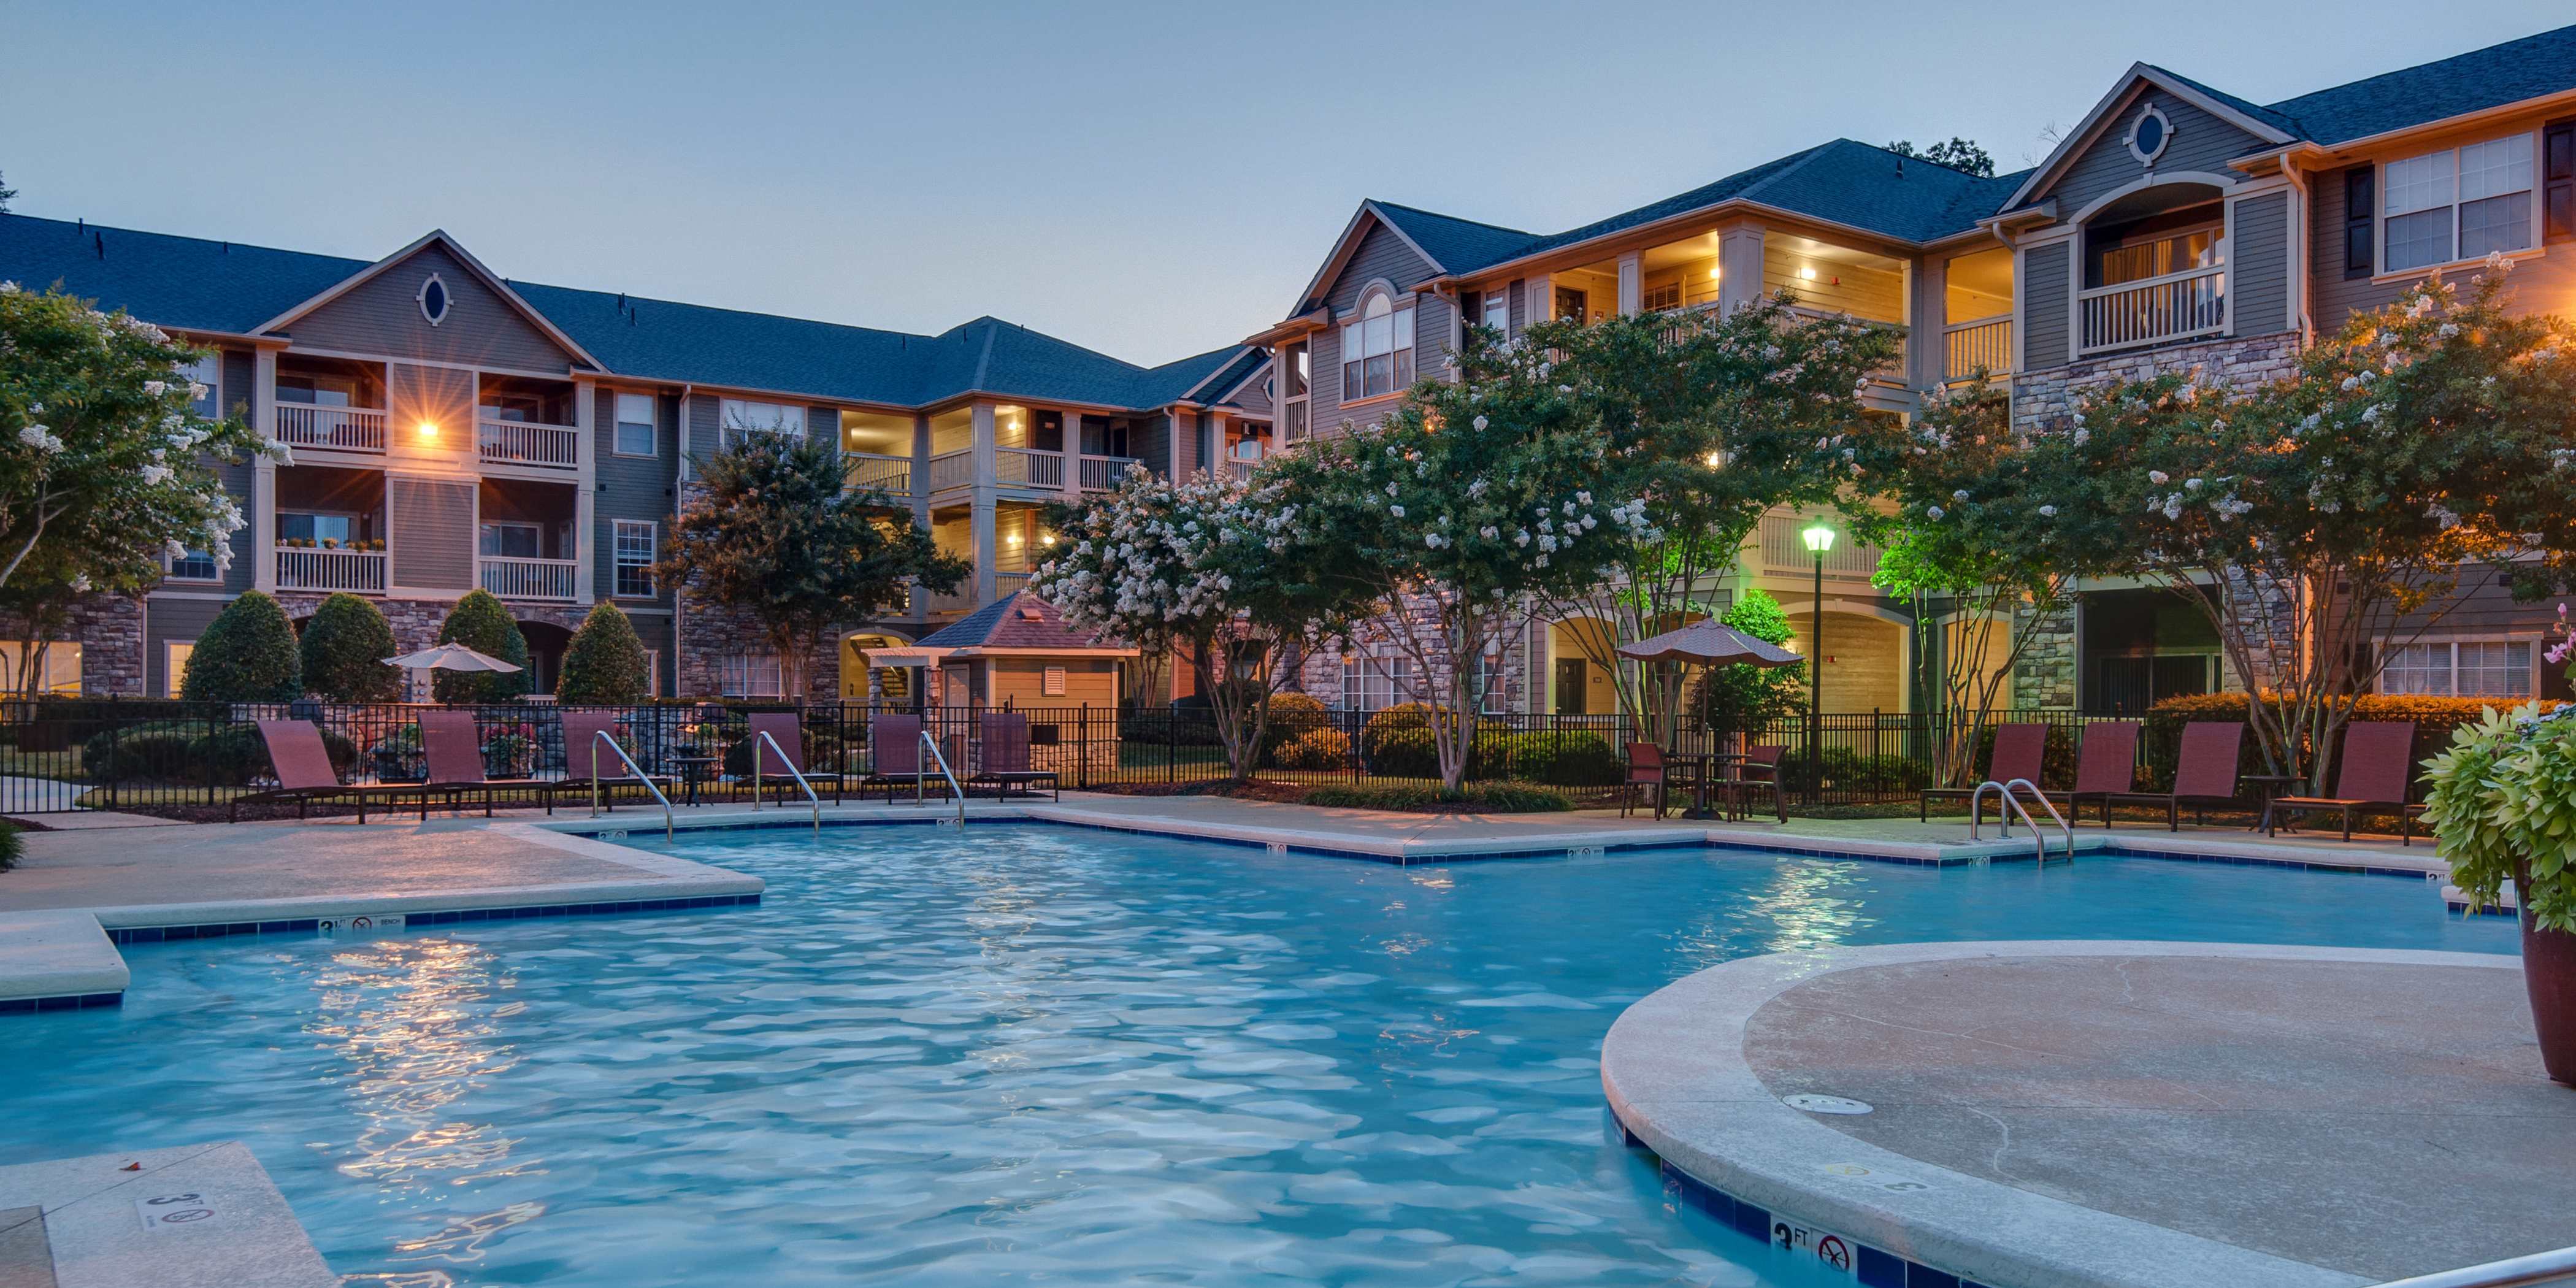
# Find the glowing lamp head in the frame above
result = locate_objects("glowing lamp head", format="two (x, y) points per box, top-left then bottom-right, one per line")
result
(415, 420), (440, 442)
(1801, 521), (1836, 554)
(1798, 266), (1818, 282)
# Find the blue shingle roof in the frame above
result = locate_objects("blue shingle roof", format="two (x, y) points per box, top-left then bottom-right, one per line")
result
(2261, 23), (2576, 145)
(1367, 202), (1541, 274)
(0, 212), (1234, 412)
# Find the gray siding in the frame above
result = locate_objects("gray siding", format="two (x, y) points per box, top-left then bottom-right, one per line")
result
(2309, 148), (2576, 332)
(2046, 88), (2271, 217)
(2230, 191), (2292, 337)
(214, 346), (258, 592)
(592, 387), (675, 606)
(808, 406), (839, 461)
(389, 477), (476, 589)
(145, 596), (227, 697)
(2021, 241), (2072, 370)
(1133, 413), (1173, 478)
(1323, 221), (1437, 313)
(288, 243), (577, 374)
(1309, 218), (1443, 437)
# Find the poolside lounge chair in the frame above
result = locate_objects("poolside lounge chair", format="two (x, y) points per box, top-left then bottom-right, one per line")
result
(2263, 721), (2425, 844)
(230, 719), (400, 823)
(859, 713), (940, 801)
(417, 711), (545, 819)
(745, 712), (849, 804)
(1619, 742), (1668, 819)
(2099, 721), (2246, 831)
(1712, 743), (1787, 824)
(2062, 721), (2142, 826)
(540, 711), (674, 815)
(968, 711), (1060, 801)
(1920, 723), (2047, 823)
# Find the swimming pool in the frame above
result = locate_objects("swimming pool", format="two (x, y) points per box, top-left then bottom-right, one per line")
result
(0, 826), (2514, 1286)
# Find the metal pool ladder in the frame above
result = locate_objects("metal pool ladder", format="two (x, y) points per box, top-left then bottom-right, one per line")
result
(915, 729), (966, 826)
(586, 730), (675, 841)
(2367, 1243), (2576, 1287)
(751, 730), (822, 833)
(1969, 777), (2074, 864)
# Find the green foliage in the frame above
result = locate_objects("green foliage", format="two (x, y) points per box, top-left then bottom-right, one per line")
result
(1271, 727), (1351, 771)
(1696, 589), (1807, 737)
(1777, 747), (1931, 795)
(0, 819), (18, 872)
(1493, 731), (1622, 786)
(2422, 706), (2576, 932)
(1883, 137), (1995, 176)
(83, 720), (356, 786)
(1966, 723), (2076, 791)
(1300, 782), (1571, 813)
(558, 601), (652, 703)
(2140, 691), (2539, 793)
(297, 594), (398, 702)
(1260, 692), (1330, 760)
(181, 590), (301, 702)
(431, 590), (531, 703)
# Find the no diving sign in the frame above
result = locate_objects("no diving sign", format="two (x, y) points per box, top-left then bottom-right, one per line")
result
(1771, 1216), (1857, 1278)
(135, 1192), (221, 1234)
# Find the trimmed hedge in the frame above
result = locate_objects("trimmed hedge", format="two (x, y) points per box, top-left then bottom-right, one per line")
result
(1778, 747), (1932, 795)
(1494, 730), (1622, 787)
(299, 594), (399, 702)
(2138, 692), (2559, 791)
(1301, 782), (1571, 813)
(432, 591), (531, 703)
(1260, 692), (1330, 761)
(0, 821), (18, 872)
(1971, 721), (2077, 791)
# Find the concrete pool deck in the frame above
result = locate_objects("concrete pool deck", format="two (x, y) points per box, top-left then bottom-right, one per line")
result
(0, 1142), (334, 1287)
(1602, 941), (2565, 1288)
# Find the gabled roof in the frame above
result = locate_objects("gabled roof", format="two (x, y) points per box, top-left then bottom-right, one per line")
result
(1190, 348), (1270, 409)
(913, 590), (1129, 654)
(2001, 64), (2299, 212)
(1366, 202), (1541, 276)
(0, 215), (366, 335)
(251, 228), (606, 372)
(2264, 22), (2576, 145)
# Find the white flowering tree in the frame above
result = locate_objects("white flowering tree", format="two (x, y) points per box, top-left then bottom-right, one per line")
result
(1268, 356), (1655, 792)
(1949, 259), (2576, 787)
(1033, 466), (1344, 782)
(0, 283), (269, 617)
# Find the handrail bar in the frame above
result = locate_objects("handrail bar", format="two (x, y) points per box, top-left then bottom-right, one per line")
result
(915, 729), (966, 825)
(587, 730), (675, 841)
(751, 729), (821, 833)
(1968, 779), (2075, 863)
(2366, 1245), (2576, 1288)
(2001, 776), (2075, 862)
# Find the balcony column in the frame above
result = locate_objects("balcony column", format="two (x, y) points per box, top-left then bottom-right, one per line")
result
(1059, 410), (1083, 501)
(1914, 256), (1946, 389)
(910, 413), (931, 616)
(1521, 274), (1552, 334)
(253, 347), (278, 593)
(970, 402), (998, 604)
(1616, 251), (1643, 316)
(574, 378), (596, 605)
(1717, 226), (1766, 315)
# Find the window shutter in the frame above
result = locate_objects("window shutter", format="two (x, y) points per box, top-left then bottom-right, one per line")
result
(2343, 166), (2375, 278)
(2546, 119), (2575, 244)
(1043, 665), (1066, 696)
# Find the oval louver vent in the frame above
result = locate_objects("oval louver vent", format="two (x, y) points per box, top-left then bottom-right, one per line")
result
(418, 274), (451, 326)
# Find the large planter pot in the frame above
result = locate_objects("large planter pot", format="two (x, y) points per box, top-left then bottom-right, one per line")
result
(2525, 911), (2576, 1085)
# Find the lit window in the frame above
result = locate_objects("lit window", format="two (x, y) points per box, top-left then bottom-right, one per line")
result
(2381, 640), (2531, 697)
(0, 642), (82, 696)
(2384, 133), (2535, 272)
(1337, 651), (1413, 711)
(165, 641), (194, 698)
(613, 521), (657, 598)
(1339, 291), (1416, 401)
(721, 652), (784, 699)
(615, 393), (656, 456)
(720, 399), (806, 440)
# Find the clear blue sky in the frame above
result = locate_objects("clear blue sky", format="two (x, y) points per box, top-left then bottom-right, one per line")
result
(6, 1), (2569, 365)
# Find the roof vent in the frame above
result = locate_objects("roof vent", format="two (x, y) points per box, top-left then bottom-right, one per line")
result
(1018, 607), (1044, 621)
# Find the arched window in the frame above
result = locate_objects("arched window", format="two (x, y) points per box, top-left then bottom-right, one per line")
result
(1339, 289), (1414, 401)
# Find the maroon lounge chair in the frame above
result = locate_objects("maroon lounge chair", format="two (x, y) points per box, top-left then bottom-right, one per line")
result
(2063, 721), (2142, 826)
(1922, 723), (2047, 823)
(1619, 742), (1668, 819)
(416, 711), (545, 819)
(859, 713), (932, 800)
(745, 711), (849, 804)
(541, 710), (673, 815)
(969, 711), (1059, 801)
(1714, 743), (1787, 823)
(2263, 721), (2424, 844)
(231, 719), (402, 822)
(2101, 721), (2245, 830)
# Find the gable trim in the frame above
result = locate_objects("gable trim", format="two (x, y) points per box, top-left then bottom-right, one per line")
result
(250, 229), (607, 372)
(1282, 202), (1448, 321)
(2064, 169), (2245, 226)
(1204, 356), (1271, 407)
(2004, 66), (2298, 212)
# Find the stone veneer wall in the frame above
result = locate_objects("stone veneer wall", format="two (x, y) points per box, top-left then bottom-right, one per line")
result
(7, 596), (148, 697)
(1286, 593), (1536, 715)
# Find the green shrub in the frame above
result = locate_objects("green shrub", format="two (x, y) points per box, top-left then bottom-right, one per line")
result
(1125, 697), (1224, 746)
(1496, 731), (1622, 786)
(182, 591), (301, 702)
(82, 721), (356, 785)
(0, 821), (18, 872)
(1271, 726), (1351, 770)
(1260, 692), (1330, 759)
(558, 602), (652, 703)
(1776, 746), (1930, 795)
(298, 593), (399, 702)
(724, 730), (847, 777)
(432, 590), (531, 703)
(1300, 782), (1571, 813)
(2137, 691), (2549, 792)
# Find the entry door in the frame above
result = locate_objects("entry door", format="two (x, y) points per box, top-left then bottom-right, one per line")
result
(1555, 658), (1589, 715)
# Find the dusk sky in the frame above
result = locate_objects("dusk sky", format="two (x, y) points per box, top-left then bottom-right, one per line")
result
(6, 1), (2569, 365)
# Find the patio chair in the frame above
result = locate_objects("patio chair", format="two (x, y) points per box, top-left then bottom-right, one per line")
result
(859, 713), (941, 801)
(1712, 743), (1787, 824)
(230, 719), (402, 823)
(1619, 742), (1668, 819)
(417, 711), (546, 819)
(2098, 721), (2245, 831)
(2263, 721), (2425, 844)
(1921, 723), (2047, 824)
(539, 711), (673, 815)
(744, 712), (850, 805)
(2061, 721), (2142, 826)
(968, 711), (1059, 802)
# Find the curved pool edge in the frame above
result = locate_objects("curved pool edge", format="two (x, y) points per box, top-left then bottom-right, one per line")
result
(1597, 940), (2518, 1288)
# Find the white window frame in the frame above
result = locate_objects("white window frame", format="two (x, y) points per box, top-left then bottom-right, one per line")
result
(720, 651), (785, 699)
(613, 519), (657, 598)
(642, 648), (662, 698)
(165, 547), (220, 582)
(2377, 130), (2542, 277)
(720, 398), (806, 442)
(1338, 289), (1416, 404)
(1481, 286), (1510, 334)
(0, 641), (82, 697)
(2380, 637), (2535, 699)
(613, 391), (657, 458)
(179, 353), (221, 420)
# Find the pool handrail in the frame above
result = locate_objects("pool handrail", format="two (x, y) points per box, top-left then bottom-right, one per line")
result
(916, 728), (966, 825)
(2001, 776), (2075, 862)
(751, 729), (822, 833)
(587, 730), (674, 841)
(1968, 778), (2074, 863)
(2366, 1244), (2576, 1288)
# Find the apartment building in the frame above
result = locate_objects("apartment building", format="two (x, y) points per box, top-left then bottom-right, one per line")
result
(1251, 21), (2576, 716)
(0, 218), (1271, 702)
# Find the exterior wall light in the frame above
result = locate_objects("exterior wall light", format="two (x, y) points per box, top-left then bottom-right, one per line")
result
(416, 420), (440, 442)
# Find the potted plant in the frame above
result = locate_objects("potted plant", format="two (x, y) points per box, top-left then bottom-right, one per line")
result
(2421, 702), (2576, 1084)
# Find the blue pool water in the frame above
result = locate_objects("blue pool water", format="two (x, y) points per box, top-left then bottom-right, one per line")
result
(0, 827), (2515, 1286)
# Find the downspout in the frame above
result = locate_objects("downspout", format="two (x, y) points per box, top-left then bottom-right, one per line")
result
(672, 383), (692, 699)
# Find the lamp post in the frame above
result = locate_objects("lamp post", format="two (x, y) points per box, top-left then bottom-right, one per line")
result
(1801, 519), (1835, 803)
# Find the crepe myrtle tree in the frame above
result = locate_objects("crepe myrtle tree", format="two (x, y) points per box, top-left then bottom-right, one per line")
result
(1034, 465), (1345, 782)
(0, 282), (271, 600)
(1948, 258), (2576, 789)
(1268, 358), (1657, 793)
(1512, 294), (1908, 740)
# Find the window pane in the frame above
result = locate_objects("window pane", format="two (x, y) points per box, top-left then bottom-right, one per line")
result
(2385, 151), (2455, 217)
(2382, 643), (2451, 696)
(2385, 208), (2453, 271)
(2459, 192), (2532, 258)
(1363, 312), (1392, 359)
(169, 550), (218, 580)
(1483, 293), (1509, 331)
(2458, 642), (2531, 697)
(1393, 307), (1414, 350)
(1343, 361), (1362, 397)
(616, 393), (653, 424)
(2459, 134), (2534, 202)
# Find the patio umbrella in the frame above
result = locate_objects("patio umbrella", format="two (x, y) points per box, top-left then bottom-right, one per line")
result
(381, 643), (524, 673)
(1617, 620), (1801, 668)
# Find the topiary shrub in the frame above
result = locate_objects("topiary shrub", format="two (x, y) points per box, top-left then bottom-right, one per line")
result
(558, 602), (652, 703)
(298, 593), (399, 702)
(182, 590), (301, 702)
(432, 590), (531, 703)
(1300, 781), (1571, 813)
(1272, 726), (1352, 771)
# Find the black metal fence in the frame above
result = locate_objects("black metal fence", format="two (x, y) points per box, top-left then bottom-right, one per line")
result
(0, 696), (2149, 818)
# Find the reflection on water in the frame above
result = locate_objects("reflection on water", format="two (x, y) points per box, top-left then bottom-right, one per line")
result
(309, 939), (529, 1196)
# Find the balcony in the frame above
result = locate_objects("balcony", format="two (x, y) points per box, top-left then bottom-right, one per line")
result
(275, 546), (387, 593)
(1225, 459), (1256, 484)
(998, 448), (1062, 489)
(2079, 266), (2225, 356)
(1757, 512), (1883, 580)
(480, 556), (579, 602)
(929, 450), (972, 491)
(272, 404), (386, 453)
(478, 418), (580, 470)
(1079, 455), (1140, 490)
(1943, 316), (2013, 381)
(845, 452), (911, 497)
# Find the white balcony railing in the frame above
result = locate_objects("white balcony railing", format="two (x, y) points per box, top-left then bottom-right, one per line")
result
(271, 404), (387, 453)
(998, 448), (1064, 489)
(274, 546), (387, 593)
(1943, 315), (2014, 380)
(1080, 455), (1140, 490)
(477, 419), (580, 469)
(479, 556), (578, 601)
(995, 571), (1033, 600)
(1225, 458), (1257, 484)
(923, 569), (1034, 615)
(2079, 266), (2225, 355)
(929, 450), (973, 491)
(1757, 513), (1883, 580)
(1788, 306), (1907, 383)
(844, 452), (911, 496)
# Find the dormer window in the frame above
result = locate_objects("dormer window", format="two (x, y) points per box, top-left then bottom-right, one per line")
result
(418, 274), (451, 326)
(1339, 289), (1415, 401)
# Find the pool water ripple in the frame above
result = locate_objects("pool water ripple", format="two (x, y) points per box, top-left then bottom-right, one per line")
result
(0, 825), (2513, 1286)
